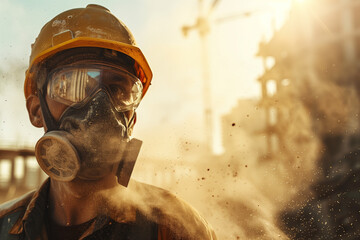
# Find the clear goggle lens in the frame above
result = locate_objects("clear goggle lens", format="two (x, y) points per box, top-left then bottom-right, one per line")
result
(47, 65), (143, 112)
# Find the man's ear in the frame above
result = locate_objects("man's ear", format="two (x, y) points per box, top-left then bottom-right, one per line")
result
(26, 94), (44, 128)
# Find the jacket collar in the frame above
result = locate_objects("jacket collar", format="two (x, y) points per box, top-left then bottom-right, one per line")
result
(9, 178), (49, 237)
(9, 178), (137, 239)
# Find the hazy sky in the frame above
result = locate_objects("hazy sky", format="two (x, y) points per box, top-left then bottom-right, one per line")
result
(0, 0), (292, 154)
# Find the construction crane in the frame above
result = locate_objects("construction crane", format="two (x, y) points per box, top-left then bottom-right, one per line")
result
(182, 0), (256, 153)
(182, 0), (217, 153)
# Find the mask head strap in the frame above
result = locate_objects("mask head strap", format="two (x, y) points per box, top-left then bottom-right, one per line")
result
(36, 66), (59, 132)
(38, 90), (59, 132)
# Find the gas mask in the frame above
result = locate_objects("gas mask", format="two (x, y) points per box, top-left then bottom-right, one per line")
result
(34, 62), (143, 187)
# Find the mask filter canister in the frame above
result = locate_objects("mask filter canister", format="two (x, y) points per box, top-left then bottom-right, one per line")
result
(35, 131), (80, 181)
(35, 129), (143, 186)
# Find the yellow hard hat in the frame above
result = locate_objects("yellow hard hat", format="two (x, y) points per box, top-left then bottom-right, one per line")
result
(24, 4), (152, 99)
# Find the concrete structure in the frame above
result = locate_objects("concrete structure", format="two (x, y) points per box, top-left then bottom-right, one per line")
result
(257, 0), (360, 238)
(0, 148), (45, 203)
(257, 0), (360, 154)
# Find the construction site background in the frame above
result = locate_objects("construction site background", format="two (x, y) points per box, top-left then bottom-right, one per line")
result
(2, 0), (360, 239)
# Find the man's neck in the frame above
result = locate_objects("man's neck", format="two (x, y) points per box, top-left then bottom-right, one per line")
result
(48, 176), (118, 226)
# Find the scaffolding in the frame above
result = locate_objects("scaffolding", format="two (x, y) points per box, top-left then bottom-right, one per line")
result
(257, 0), (360, 238)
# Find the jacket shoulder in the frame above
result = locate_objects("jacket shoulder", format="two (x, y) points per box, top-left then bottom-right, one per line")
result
(130, 181), (217, 240)
(0, 191), (35, 219)
(0, 191), (35, 239)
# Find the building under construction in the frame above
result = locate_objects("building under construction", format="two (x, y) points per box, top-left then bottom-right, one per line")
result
(257, 0), (360, 238)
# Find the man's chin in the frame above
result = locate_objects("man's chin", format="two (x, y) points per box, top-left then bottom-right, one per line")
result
(51, 174), (119, 197)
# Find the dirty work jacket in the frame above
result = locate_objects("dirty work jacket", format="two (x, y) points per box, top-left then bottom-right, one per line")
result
(0, 178), (217, 240)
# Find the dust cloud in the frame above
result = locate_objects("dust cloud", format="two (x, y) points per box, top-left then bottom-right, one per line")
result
(130, 94), (322, 240)
(95, 180), (216, 240)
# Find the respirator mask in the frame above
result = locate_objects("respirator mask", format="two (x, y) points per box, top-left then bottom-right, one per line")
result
(35, 62), (143, 187)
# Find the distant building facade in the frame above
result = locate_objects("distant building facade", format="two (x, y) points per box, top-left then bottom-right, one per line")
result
(257, 0), (360, 238)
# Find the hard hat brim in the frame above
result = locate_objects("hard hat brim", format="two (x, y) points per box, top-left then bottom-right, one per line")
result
(24, 37), (152, 100)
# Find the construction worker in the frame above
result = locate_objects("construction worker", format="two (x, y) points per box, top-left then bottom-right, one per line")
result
(0, 5), (216, 240)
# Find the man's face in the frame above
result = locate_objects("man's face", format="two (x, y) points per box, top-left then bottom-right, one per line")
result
(30, 46), (141, 128)
(26, 60), (141, 182)
(29, 60), (139, 132)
